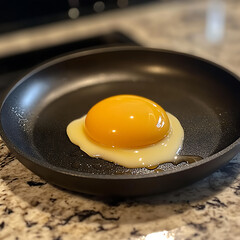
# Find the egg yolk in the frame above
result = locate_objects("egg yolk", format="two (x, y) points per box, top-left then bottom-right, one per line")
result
(85, 95), (170, 148)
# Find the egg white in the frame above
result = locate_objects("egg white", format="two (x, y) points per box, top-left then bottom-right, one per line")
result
(67, 113), (184, 168)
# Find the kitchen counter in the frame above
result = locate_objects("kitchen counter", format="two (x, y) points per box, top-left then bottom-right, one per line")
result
(1, 0), (240, 239)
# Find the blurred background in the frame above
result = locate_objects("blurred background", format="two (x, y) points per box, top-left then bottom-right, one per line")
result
(0, 0), (159, 34)
(0, 0), (160, 95)
(0, 0), (238, 96)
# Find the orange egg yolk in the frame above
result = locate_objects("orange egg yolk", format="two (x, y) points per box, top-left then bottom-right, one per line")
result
(84, 95), (170, 148)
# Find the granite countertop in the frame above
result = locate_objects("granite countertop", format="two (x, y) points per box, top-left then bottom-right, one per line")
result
(1, 0), (240, 239)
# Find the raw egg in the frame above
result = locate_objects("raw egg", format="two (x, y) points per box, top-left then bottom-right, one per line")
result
(67, 95), (184, 168)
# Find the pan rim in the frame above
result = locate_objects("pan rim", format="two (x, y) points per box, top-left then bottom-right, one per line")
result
(0, 46), (240, 180)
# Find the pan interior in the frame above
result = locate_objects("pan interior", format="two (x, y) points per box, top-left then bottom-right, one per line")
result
(1, 49), (240, 176)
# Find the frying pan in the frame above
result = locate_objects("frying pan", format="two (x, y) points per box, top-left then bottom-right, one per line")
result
(0, 46), (240, 197)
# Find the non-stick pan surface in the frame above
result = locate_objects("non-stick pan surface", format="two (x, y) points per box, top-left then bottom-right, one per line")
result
(1, 47), (240, 196)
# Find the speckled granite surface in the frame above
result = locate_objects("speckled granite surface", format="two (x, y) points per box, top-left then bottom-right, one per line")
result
(1, 0), (240, 239)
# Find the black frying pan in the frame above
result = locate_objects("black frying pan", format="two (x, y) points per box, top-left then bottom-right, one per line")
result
(0, 46), (240, 196)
